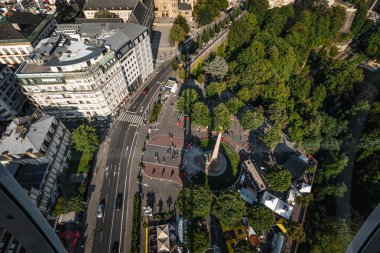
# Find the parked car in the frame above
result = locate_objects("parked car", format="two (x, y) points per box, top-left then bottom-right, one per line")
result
(97, 202), (104, 218)
(115, 193), (123, 210)
(111, 241), (119, 253)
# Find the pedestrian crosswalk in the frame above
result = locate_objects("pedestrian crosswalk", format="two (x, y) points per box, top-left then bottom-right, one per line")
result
(118, 112), (144, 125)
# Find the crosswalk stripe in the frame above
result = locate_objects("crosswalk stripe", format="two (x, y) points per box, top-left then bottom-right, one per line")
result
(118, 112), (143, 125)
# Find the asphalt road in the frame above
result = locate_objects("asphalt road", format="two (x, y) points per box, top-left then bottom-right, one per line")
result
(88, 61), (173, 253)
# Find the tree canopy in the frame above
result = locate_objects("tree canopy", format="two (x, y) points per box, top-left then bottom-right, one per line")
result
(287, 222), (306, 242)
(71, 124), (99, 153)
(261, 127), (282, 150)
(195, 0), (228, 26)
(178, 186), (213, 219)
(247, 204), (275, 231)
(204, 56), (229, 80)
(234, 239), (258, 253)
(185, 224), (209, 253)
(169, 24), (187, 44)
(228, 13), (258, 49)
(174, 15), (190, 34)
(177, 88), (199, 114)
(191, 102), (211, 127)
(212, 190), (247, 227)
(265, 165), (292, 192)
(212, 103), (231, 131)
(239, 110), (265, 131)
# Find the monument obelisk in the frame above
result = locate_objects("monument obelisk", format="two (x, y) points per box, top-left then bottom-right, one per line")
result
(205, 130), (222, 174)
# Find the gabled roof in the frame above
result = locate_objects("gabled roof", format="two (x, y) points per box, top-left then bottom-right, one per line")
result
(0, 116), (55, 155)
(84, 0), (138, 10)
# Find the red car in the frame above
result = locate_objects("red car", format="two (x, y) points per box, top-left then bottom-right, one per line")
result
(142, 87), (149, 95)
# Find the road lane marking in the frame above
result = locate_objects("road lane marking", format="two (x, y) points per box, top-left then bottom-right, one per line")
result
(108, 125), (131, 247)
(125, 146), (129, 157)
(100, 230), (103, 242)
(121, 126), (138, 247)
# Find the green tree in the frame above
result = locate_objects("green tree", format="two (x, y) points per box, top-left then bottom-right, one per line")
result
(263, 5), (294, 36)
(261, 127), (282, 150)
(287, 222), (306, 243)
(197, 74), (205, 84)
(226, 97), (244, 115)
(358, 129), (380, 160)
(365, 27), (380, 59)
(246, 0), (269, 24)
(170, 24), (187, 44)
(322, 183), (347, 198)
(235, 240), (258, 253)
(197, 33), (203, 49)
(71, 124), (99, 152)
(172, 58), (179, 71)
(318, 59), (364, 95)
(239, 110), (264, 131)
(212, 103), (231, 130)
(206, 82), (226, 98)
(191, 102), (211, 127)
(210, 25), (215, 37)
(215, 22), (221, 33)
(204, 56), (228, 80)
(228, 13), (258, 49)
(94, 10), (119, 18)
(203, 28), (210, 43)
(178, 186), (213, 218)
(247, 204), (275, 231)
(178, 68), (186, 80)
(213, 190), (247, 227)
(186, 224), (209, 253)
(288, 72), (312, 100)
(177, 88), (199, 113)
(265, 165), (292, 192)
(312, 218), (354, 253)
(323, 153), (348, 179)
(174, 15), (190, 34)
(237, 86), (251, 102)
(295, 193), (314, 207)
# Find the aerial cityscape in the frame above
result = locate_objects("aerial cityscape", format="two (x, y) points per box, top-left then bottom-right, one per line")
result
(0, 0), (379, 253)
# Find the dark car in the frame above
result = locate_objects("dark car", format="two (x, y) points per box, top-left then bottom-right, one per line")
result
(115, 193), (123, 210)
(111, 241), (119, 253)
(142, 87), (149, 94)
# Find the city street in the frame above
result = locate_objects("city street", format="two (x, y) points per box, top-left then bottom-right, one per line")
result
(84, 61), (174, 253)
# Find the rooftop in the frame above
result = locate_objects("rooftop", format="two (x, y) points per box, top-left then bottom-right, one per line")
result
(242, 160), (268, 192)
(19, 22), (147, 74)
(0, 116), (55, 156)
(83, 0), (138, 10)
(0, 12), (54, 43)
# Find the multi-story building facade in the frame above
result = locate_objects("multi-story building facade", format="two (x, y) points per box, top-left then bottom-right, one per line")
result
(83, 0), (154, 31)
(0, 65), (27, 121)
(16, 23), (154, 120)
(154, 0), (198, 21)
(0, 116), (71, 215)
(0, 12), (57, 66)
(0, 166), (67, 253)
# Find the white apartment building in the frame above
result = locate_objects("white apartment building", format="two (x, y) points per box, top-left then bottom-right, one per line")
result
(0, 116), (71, 214)
(0, 65), (27, 121)
(16, 23), (154, 120)
(0, 12), (57, 66)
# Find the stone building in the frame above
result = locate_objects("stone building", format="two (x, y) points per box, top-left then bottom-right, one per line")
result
(154, 0), (198, 21)
(16, 23), (154, 120)
(0, 12), (57, 66)
(0, 65), (27, 121)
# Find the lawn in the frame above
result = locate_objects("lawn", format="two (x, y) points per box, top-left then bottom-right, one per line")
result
(193, 141), (241, 190)
(77, 151), (92, 173)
